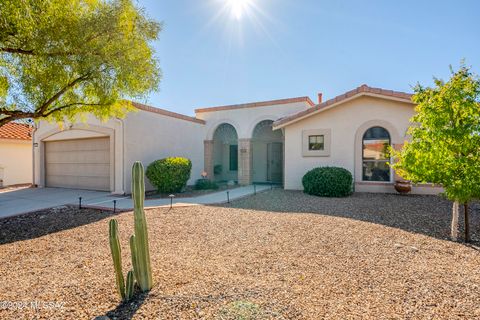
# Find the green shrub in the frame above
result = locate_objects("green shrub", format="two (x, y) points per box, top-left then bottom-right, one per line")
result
(145, 157), (192, 193)
(195, 179), (219, 190)
(302, 166), (353, 197)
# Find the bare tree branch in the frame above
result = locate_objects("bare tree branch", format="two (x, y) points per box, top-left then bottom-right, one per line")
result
(0, 116), (14, 127)
(0, 47), (35, 55)
(42, 102), (109, 117)
(36, 73), (91, 115)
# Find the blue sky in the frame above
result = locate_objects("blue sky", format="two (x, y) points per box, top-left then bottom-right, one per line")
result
(139, 0), (480, 116)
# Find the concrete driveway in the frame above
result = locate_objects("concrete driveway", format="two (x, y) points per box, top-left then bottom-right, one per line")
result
(0, 185), (273, 219)
(0, 187), (112, 219)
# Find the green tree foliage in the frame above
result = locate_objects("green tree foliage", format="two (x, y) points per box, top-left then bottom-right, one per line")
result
(391, 65), (480, 241)
(0, 0), (161, 127)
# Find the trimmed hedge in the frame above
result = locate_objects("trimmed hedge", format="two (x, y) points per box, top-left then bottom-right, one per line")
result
(302, 166), (353, 197)
(195, 179), (219, 190)
(145, 157), (192, 193)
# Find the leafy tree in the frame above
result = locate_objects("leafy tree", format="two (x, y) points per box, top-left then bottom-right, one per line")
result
(0, 0), (161, 127)
(391, 65), (480, 242)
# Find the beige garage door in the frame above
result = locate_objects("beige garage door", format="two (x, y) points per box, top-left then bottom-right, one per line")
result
(45, 137), (110, 191)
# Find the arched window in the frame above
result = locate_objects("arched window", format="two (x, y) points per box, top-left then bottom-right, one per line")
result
(362, 126), (391, 181)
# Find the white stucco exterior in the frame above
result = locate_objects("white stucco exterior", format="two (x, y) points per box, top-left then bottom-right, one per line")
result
(0, 138), (32, 187)
(196, 98), (313, 184)
(196, 101), (311, 140)
(33, 107), (205, 194)
(122, 108), (205, 192)
(276, 94), (442, 194)
(30, 85), (443, 196)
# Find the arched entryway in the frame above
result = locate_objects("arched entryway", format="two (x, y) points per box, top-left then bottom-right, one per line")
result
(212, 123), (238, 183)
(251, 120), (283, 184)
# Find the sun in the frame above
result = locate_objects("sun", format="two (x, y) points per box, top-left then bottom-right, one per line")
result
(226, 0), (253, 20)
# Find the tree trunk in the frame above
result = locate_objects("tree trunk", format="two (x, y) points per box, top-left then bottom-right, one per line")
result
(464, 203), (470, 243)
(451, 201), (459, 241)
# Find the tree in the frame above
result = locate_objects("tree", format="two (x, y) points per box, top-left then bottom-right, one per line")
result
(0, 0), (161, 127)
(391, 65), (480, 242)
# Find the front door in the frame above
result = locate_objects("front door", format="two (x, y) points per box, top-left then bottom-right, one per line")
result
(267, 142), (283, 183)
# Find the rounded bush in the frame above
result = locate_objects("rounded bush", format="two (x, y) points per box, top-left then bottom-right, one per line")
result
(302, 166), (353, 197)
(145, 157), (192, 193)
(195, 179), (219, 190)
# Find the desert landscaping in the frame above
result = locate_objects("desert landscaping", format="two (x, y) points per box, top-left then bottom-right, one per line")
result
(1, 190), (479, 319)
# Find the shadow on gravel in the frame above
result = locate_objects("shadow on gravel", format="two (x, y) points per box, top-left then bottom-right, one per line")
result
(0, 205), (128, 245)
(102, 292), (147, 320)
(221, 189), (480, 244)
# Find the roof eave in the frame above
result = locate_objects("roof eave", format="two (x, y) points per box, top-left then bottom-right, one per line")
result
(195, 96), (314, 114)
(273, 92), (414, 129)
(131, 101), (206, 125)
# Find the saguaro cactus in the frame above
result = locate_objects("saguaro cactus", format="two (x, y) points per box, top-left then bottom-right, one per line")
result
(131, 161), (153, 291)
(109, 219), (126, 300)
(125, 270), (135, 301)
(108, 161), (153, 301)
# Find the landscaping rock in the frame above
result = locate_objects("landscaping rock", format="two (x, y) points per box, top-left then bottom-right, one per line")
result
(0, 190), (479, 319)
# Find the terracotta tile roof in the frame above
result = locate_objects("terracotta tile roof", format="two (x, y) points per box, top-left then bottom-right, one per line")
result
(0, 122), (33, 140)
(273, 85), (414, 128)
(195, 96), (315, 113)
(131, 102), (206, 125)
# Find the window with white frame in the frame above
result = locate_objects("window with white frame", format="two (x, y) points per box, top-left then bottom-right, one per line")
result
(308, 135), (324, 150)
(302, 129), (331, 157)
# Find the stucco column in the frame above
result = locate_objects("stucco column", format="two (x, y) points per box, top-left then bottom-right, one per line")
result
(238, 138), (252, 185)
(204, 140), (214, 180)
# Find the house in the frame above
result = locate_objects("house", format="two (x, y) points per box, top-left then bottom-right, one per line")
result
(32, 103), (205, 193)
(32, 85), (442, 195)
(273, 85), (440, 194)
(0, 122), (33, 187)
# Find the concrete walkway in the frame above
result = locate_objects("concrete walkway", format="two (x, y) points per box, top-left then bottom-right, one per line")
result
(0, 187), (111, 219)
(82, 184), (272, 210)
(0, 185), (272, 218)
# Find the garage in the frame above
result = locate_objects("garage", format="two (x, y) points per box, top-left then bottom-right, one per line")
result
(45, 137), (110, 191)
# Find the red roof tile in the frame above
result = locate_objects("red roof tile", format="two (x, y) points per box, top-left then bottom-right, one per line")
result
(0, 122), (33, 140)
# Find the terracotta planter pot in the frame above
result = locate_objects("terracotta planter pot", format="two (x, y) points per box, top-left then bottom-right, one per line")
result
(394, 180), (411, 194)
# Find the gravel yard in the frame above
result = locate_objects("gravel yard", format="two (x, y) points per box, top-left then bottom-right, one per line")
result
(1, 190), (479, 319)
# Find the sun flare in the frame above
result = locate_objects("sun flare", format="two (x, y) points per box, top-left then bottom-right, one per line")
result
(226, 0), (253, 20)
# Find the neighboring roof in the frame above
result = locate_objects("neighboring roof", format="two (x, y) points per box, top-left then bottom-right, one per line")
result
(195, 96), (315, 113)
(132, 102), (205, 125)
(0, 122), (33, 141)
(273, 85), (414, 128)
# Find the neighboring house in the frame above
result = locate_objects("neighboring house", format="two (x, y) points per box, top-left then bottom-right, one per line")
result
(0, 122), (33, 187)
(32, 85), (442, 195)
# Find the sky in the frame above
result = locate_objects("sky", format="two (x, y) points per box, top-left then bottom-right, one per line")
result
(138, 0), (480, 116)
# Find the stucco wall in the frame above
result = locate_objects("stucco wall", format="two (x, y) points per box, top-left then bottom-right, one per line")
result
(282, 95), (434, 193)
(34, 109), (205, 194)
(197, 101), (310, 184)
(123, 109), (205, 193)
(197, 101), (310, 139)
(0, 139), (32, 186)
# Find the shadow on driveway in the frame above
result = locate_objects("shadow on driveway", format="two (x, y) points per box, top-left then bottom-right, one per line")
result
(0, 205), (127, 245)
